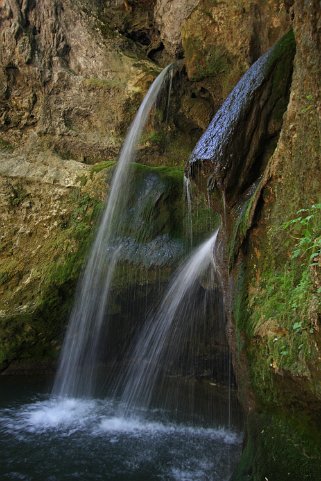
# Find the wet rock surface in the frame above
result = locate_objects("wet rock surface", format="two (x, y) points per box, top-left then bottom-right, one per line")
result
(188, 31), (295, 204)
(181, 0), (290, 105)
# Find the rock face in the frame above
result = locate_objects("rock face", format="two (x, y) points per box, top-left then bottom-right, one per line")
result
(0, 0), (161, 162)
(189, 1), (321, 480)
(154, 0), (201, 56)
(0, 1), (214, 374)
(0, 154), (105, 372)
(177, 0), (291, 148)
(181, 0), (290, 104)
(189, 31), (295, 204)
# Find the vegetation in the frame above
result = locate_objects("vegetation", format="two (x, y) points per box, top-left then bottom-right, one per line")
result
(232, 412), (321, 481)
(83, 77), (123, 90)
(247, 204), (320, 382)
(90, 159), (116, 175)
(227, 201), (320, 419)
(0, 182), (104, 371)
(0, 137), (14, 152)
(182, 36), (231, 82)
(7, 182), (29, 207)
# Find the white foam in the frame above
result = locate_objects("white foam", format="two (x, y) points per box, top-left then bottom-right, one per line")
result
(0, 398), (96, 435)
(1, 397), (241, 445)
(97, 414), (240, 444)
(171, 467), (211, 481)
(98, 416), (165, 433)
(26, 398), (95, 429)
(0, 397), (242, 481)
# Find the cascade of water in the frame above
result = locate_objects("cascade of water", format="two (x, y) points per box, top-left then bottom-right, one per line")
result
(117, 230), (219, 414)
(53, 65), (173, 398)
(184, 174), (193, 247)
(165, 67), (173, 124)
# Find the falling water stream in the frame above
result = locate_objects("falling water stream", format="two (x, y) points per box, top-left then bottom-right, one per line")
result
(0, 64), (244, 480)
(53, 65), (173, 398)
(184, 174), (193, 246)
(116, 231), (219, 413)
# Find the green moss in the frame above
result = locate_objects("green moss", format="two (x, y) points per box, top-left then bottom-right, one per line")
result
(8, 183), (29, 208)
(165, 134), (197, 168)
(229, 204), (320, 417)
(83, 77), (124, 90)
(75, 174), (88, 186)
(0, 155), (216, 370)
(266, 30), (295, 73)
(131, 164), (217, 245)
(228, 196), (256, 267)
(232, 412), (321, 481)
(233, 260), (248, 347)
(224, 27), (320, 481)
(266, 30), (296, 124)
(139, 126), (197, 168)
(0, 164), (184, 369)
(140, 129), (168, 152)
(131, 162), (184, 180)
(0, 186), (104, 370)
(0, 137), (14, 152)
(0, 257), (22, 289)
(121, 163), (185, 242)
(183, 36), (231, 82)
(245, 204), (320, 393)
(90, 160), (117, 175)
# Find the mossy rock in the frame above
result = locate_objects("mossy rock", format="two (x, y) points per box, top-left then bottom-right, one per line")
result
(189, 30), (296, 205)
(182, 36), (232, 82)
(0, 178), (104, 372)
(232, 412), (321, 481)
(0, 160), (216, 372)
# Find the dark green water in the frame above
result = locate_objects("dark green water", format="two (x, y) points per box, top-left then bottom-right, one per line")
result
(0, 376), (242, 481)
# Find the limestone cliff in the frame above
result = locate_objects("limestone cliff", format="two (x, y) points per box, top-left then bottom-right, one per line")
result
(189, 1), (321, 479)
(0, 0), (160, 160)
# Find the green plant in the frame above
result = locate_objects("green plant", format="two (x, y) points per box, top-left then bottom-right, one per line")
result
(90, 160), (116, 175)
(8, 183), (29, 207)
(282, 203), (321, 267)
(0, 138), (14, 152)
(245, 204), (320, 382)
(140, 129), (168, 152)
(300, 93), (315, 114)
(83, 77), (123, 90)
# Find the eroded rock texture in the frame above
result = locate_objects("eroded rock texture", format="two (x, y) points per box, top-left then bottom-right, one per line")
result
(188, 31), (295, 204)
(154, 0), (201, 56)
(182, 0), (290, 100)
(0, 0), (159, 161)
(178, 0), (291, 138)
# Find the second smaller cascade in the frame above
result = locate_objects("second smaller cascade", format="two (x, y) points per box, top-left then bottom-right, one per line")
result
(115, 229), (220, 415)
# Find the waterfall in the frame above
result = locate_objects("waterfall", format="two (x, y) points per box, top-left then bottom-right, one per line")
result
(53, 65), (173, 398)
(117, 230), (220, 414)
(184, 174), (193, 247)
